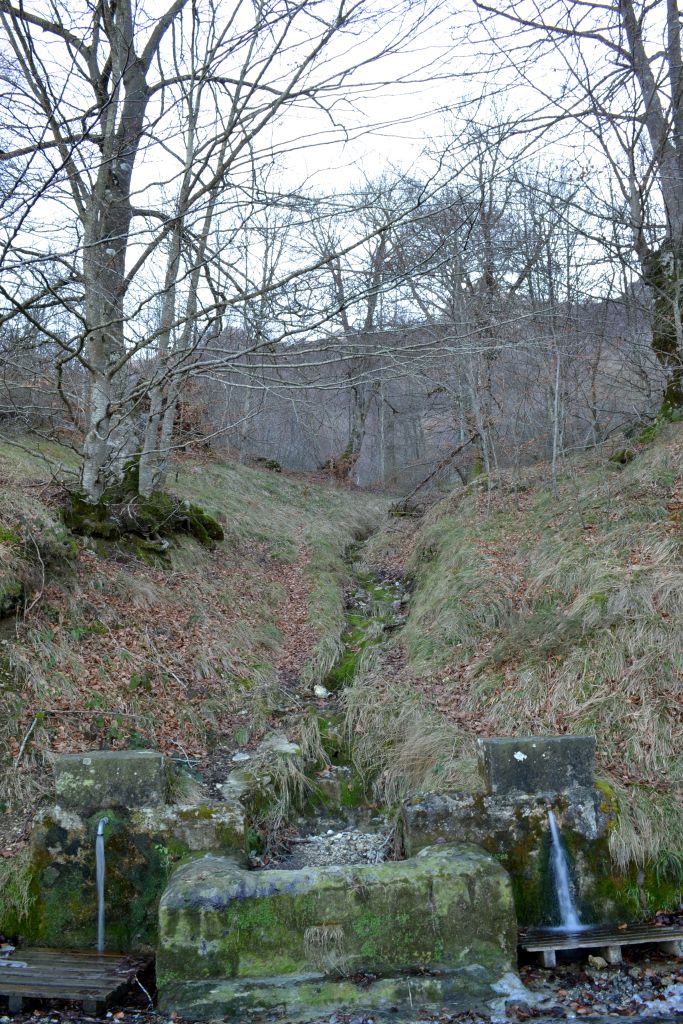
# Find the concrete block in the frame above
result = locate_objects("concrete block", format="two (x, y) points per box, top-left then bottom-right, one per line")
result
(54, 750), (170, 812)
(479, 736), (595, 796)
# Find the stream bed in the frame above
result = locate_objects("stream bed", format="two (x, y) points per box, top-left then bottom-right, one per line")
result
(215, 551), (409, 873)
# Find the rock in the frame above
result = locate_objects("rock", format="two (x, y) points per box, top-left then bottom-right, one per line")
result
(219, 732), (306, 822)
(588, 955), (608, 969)
(53, 750), (171, 812)
(478, 736), (596, 796)
(133, 803), (245, 853)
(257, 732), (301, 756)
(157, 843), (519, 1021)
(219, 768), (252, 802)
(278, 827), (389, 868)
(609, 448), (636, 466)
(505, 999), (533, 1018)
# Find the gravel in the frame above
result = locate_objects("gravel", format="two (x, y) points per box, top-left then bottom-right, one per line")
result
(273, 826), (392, 868)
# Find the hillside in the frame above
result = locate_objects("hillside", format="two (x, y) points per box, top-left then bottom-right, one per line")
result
(0, 439), (386, 850)
(1, 426), (681, 920)
(351, 423), (682, 899)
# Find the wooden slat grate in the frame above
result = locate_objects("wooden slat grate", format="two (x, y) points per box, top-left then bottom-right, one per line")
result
(518, 924), (683, 968)
(0, 948), (149, 1013)
(519, 924), (683, 952)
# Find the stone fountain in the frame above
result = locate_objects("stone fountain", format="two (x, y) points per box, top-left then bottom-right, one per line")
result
(400, 735), (620, 928)
(4, 735), (633, 1022)
(21, 750), (246, 950)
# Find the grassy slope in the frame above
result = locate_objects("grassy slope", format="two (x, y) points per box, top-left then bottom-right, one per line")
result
(353, 424), (683, 873)
(0, 438), (386, 819)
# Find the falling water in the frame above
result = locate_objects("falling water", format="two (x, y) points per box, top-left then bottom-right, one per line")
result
(96, 816), (108, 953)
(547, 809), (582, 931)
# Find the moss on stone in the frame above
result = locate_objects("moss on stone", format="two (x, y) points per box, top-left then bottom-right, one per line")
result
(339, 770), (368, 809)
(158, 967), (514, 1022)
(25, 794), (244, 951)
(608, 448), (636, 466)
(594, 778), (620, 821)
(158, 844), (517, 998)
(64, 476), (224, 552)
(0, 577), (23, 617)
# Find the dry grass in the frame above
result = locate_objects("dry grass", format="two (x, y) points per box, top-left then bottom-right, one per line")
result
(304, 924), (346, 973)
(344, 680), (480, 805)
(0, 845), (35, 924)
(0, 438), (387, 820)
(356, 425), (683, 871)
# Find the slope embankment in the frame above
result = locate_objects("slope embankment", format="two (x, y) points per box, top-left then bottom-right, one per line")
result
(0, 438), (386, 855)
(349, 424), (683, 911)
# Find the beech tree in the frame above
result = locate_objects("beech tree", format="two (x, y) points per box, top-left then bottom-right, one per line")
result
(0, 0), (450, 502)
(470, 0), (683, 413)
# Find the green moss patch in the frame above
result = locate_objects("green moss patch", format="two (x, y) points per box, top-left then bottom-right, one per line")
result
(64, 487), (224, 551)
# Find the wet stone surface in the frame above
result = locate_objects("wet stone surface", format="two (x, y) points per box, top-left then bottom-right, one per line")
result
(515, 957), (683, 1019)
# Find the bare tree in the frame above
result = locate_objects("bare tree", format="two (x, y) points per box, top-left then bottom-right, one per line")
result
(0, 0), (452, 502)
(471, 0), (683, 413)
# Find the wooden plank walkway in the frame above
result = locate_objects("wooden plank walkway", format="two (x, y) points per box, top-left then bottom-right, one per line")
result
(519, 923), (683, 968)
(0, 948), (150, 1013)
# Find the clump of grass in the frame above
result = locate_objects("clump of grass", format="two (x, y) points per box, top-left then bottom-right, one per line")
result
(296, 711), (329, 769)
(0, 846), (35, 927)
(607, 784), (683, 872)
(304, 924), (346, 973)
(344, 679), (479, 805)
(251, 746), (312, 834)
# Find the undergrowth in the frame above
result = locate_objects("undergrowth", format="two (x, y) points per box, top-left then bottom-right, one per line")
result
(0, 846), (35, 926)
(349, 425), (683, 874)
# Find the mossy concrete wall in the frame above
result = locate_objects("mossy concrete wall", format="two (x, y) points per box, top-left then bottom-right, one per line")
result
(400, 788), (626, 928)
(157, 843), (518, 1021)
(11, 800), (246, 951)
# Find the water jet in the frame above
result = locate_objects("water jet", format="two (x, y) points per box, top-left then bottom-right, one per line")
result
(546, 809), (586, 932)
(96, 816), (108, 953)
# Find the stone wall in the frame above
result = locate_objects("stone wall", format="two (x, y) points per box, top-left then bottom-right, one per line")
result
(400, 736), (626, 928)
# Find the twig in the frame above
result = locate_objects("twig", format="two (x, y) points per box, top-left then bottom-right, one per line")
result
(134, 975), (154, 1007)
(40, 708), (147, 718)
(14, 716), (38, 766)
(23, 533), (45, 618)
(391, 434), (477, 511)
